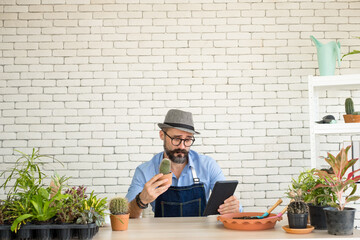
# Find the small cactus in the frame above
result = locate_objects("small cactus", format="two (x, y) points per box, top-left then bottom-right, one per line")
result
(287, 201), (308, 214)
(353, 111), (360, 115)
(345, 98), (354, 115)
(109, 197), (128, 215)
(159, 158), (171, 174)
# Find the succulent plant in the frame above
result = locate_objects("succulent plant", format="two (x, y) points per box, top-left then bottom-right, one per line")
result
(345, 98), (354, 115)
(109, 197), (128, 215)
(159, 158), (171, 174)
(287, 201), (308, 214)
(353, 111), (360, 115)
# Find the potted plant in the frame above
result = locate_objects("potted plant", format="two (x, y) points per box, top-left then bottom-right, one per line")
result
(291, 169), (336, 229)
(285, 186), (309, 229)
(344, 98), (360, 123)
(0, 148), (106, 239)
(313, 145), (360, 235)
(109, 197), (129, 231)
(158, 158), (172, 187)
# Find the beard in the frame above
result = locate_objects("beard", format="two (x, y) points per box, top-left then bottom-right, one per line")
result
(164, 143), (189, 164)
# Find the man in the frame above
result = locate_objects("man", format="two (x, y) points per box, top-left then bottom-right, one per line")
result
(126, 109), (242, 218)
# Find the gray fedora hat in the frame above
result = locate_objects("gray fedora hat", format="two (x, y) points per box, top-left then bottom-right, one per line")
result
(158, 109), (200, 134)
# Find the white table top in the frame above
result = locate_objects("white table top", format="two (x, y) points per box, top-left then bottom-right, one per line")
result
(93, 215), (360, 240)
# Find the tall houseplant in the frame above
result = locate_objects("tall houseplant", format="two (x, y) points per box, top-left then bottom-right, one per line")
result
(314, 145), (360, 235)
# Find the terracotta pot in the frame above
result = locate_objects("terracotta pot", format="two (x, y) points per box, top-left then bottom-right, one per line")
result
(158, 172), (172, 187)
(217, 212), (282, 231)
(110, 213), (130, 231)
(343, 114), (360, 123)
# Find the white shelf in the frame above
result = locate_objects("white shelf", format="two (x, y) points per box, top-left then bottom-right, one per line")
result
(308, 74), (360, 168)
(309, 74), (360, 89)
(313, 123), (360, 134)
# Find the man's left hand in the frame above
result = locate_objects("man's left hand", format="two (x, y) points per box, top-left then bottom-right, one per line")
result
(218, 195), (240, 215)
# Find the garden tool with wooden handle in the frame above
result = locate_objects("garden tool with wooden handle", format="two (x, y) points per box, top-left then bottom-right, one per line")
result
(266, 205), (288, 219)
(250, 199), (283, 219)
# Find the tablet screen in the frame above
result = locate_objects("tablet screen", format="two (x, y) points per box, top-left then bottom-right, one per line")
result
(202, 180), (238, 216)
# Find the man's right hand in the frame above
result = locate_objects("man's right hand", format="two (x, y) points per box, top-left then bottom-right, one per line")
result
(139, 173), (171, 205)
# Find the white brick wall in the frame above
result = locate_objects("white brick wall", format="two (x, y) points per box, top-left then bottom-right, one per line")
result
(1, 0), (360, 220)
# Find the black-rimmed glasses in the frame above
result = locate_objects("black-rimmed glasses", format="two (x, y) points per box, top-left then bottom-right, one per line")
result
(162, 130), (195, 147)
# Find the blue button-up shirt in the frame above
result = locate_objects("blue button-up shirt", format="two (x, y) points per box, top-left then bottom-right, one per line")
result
(126, 150), (243, 212)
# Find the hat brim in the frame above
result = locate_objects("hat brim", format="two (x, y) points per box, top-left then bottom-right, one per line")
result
(158, 123), (200, 135)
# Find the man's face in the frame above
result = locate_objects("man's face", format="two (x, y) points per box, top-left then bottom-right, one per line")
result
(161, 128), (194, 164)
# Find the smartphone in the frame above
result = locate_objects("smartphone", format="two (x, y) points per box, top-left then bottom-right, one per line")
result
(202, 180), (238, 216)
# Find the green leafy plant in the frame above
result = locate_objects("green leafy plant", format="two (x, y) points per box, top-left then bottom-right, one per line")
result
(0, 199), (10, 225)
(0, 148), (63, 232)
(83, 191), (107, 226)
(0, 147), (107, 236)
(76, 207), (103, 225)
(55, 186), (87, 224)
(288, 169), (335, 206)
(159, 158), (171, 174)
(0, 149), (59, 195)
(10, 187), (68, 232)
(341, 37), (360, 60)
(313, 145), (360, 211)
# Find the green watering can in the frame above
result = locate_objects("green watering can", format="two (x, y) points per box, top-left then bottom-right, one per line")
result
(310, 35), (341, 76)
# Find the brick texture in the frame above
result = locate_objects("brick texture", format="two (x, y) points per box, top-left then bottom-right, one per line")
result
(1, 0), (360, 220)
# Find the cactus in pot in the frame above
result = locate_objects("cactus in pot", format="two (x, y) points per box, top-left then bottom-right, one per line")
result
(344, 98), (360, 123)
(286, 188), (309, 229)
(159, 158), (171, 174)
(109, 197), (129, 231)
(345, 98), (354, 115)
(158, 158), (172, 187)
(109, 197), (128, 215)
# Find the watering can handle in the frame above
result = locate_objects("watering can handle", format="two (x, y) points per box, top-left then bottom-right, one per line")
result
(336, 41), (341, 66)
(266, 199), (283, 214)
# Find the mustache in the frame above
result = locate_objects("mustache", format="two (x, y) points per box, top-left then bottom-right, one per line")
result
(171, 149), (188, 154)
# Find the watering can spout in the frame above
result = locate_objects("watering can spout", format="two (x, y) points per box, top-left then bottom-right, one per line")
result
(310, 35), (322, 48)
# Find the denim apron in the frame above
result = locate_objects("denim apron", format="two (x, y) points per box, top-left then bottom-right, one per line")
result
(154, 166), (206, 217)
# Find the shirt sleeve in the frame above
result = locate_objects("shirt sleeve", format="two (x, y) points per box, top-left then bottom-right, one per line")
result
(125, 166), (147, 202)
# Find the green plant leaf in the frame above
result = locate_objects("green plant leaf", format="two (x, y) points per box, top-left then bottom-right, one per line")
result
(342, 50), (360, 60)
(11, 214), (33, 232)
(345, 196), (360, 205)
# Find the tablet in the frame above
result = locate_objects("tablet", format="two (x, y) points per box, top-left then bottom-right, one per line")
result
(202, 180), (238, 216)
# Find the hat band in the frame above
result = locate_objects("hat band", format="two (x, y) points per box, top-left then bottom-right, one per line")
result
(163, 122), (195, 131)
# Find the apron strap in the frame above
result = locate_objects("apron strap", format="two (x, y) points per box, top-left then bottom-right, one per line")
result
(190, 166), (200, 184)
